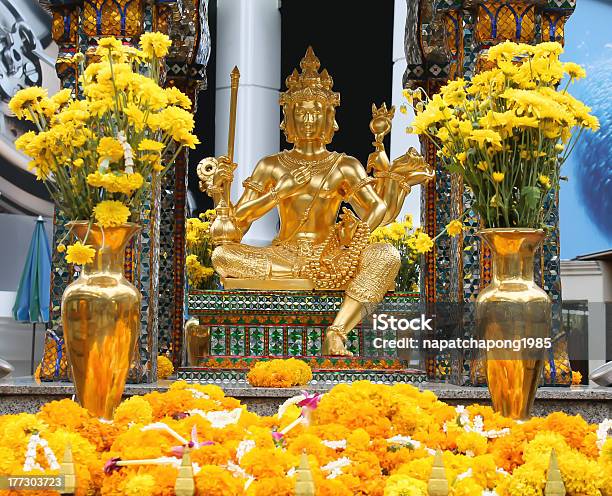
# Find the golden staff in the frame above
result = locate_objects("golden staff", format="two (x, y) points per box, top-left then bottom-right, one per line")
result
(223, 66), (240, 206)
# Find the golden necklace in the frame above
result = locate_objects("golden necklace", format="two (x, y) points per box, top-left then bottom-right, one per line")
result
(278, 150), (339, 175)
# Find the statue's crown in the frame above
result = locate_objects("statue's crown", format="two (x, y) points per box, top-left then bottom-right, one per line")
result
(279, 47), (340, 107)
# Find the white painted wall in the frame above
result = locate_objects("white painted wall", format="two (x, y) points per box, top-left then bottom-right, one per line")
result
(390, 0), (421, 225)
(215, 0), (281, 245)
(561, 260), (610, 382)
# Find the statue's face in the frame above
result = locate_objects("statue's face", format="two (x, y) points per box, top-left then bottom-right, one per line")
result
(292, 100), (326, 142)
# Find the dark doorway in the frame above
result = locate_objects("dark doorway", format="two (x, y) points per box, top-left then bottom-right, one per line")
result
(280, 0), (395, 166)
(188, 0), (217, 215)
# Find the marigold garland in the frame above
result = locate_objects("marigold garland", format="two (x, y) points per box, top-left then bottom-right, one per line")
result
(0, 380), (609, 496)
(246, 358), (313, 388)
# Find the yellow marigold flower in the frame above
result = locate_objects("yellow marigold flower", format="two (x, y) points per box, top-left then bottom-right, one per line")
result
(564, 62), (586, 80)
(8, 86), (48, 119)
(247, 358), (312, 388)
(73, 158), (84, 168)
(539, 175), (551, 189)
(456, 152), (467, 165)
(446, 219), (464, 237)
(157, 355), (174, 380)
(65, 242), (95, 265)
(139, 32), (172, 58)
(97, 137), (124, 163)
(113, 395), (153, 426)
(93, 200), (130, 227)
(476, 161), (488, 171)
(138, 138), (165, 152)
(123, 474), (156, 496)
(57, 243), (66, 253)
(96, 36), (123, 53)
(492, 171), (505, 183)
(384, 474), (428, 496)
(413, 232), (433, 253)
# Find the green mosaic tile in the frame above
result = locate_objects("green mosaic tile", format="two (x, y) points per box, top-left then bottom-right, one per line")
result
(248, 327), (264, 356)
(346, 330), (359, 355)
(306, 327), (322, 355)
(210, 326), (226, 355)
(229, 327), (245, 356)
(287, 327), (303, 356)
(268, 327), (284, 356)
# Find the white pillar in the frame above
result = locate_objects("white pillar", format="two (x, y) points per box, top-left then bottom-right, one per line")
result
(390, 0), (422, 225)
(215, 0), (281, 245)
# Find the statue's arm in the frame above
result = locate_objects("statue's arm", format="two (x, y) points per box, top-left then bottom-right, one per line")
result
(367, 147), (435, 226)
(232, 159), (280, 231)
(339, 156), (387, 231)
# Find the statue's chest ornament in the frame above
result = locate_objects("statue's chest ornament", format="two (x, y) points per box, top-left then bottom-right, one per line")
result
(278, 150), (340, 178)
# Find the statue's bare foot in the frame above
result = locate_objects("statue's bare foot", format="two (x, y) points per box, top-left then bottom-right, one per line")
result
(322, 325), (353, 356)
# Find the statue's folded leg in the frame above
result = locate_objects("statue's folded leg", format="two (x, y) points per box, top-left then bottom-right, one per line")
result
(323, 243), (401, 355)
(211, 243), (272, 279)
(211, 243), (297, 279)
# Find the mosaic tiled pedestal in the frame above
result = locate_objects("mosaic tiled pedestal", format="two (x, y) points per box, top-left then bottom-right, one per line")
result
(181, 290), (425, 384)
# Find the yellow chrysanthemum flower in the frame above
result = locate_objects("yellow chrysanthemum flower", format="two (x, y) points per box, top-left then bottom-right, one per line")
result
(93, 200), (130, 227)
(96, 36), (123, 53)
(165, 87), (192, 109)
(413, 232), (434, 253)
(8, 87), (48, 119)
(564, 62), (586, 80)
(56, 244), (66, 253)
(138, 139), (165, 152)
(65, 242), (95, 265)
(539, 175), (551, 189)
(492, 171), (505, 183)
(97, 137), (124, 163)
(446, 219), (464, 237)
(139, 32), (172, 58)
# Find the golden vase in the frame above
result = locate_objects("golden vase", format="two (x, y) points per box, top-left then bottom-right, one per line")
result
(476, 228), (551, 420)
(61, 222), (141, 419)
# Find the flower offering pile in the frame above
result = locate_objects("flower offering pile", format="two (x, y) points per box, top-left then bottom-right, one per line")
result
(0, 381), (610, 495)
(246, 358), (313, 388)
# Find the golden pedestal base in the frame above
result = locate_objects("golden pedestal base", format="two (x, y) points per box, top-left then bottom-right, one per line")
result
(221, 277), (395, 292)
(221, 277), (315, 291)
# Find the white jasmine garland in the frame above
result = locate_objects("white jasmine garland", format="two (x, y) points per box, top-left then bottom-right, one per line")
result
(596, 419), (612, 451)
(187, 388), (210, 400)
(188, 408), (242, 428)
(456, 467), (473, 481)
(117, 131), (134, 172)
(321, 457), (351, 479)
(23, 433), (60, 472)
(386, 435), (421, 449)
(236, 439), (256, 462)
(321, 439), (347, 450)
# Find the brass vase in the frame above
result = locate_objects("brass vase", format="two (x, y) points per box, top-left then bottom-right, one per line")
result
(61, 222), (141, 419)
(476, 228), (551, 420)
(184, 317), (210, 366)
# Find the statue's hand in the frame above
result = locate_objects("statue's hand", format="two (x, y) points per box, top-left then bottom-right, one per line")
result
(274, 171), (307, 199)
(367, 150), (390, 174)
(213, 155), (237, 188)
